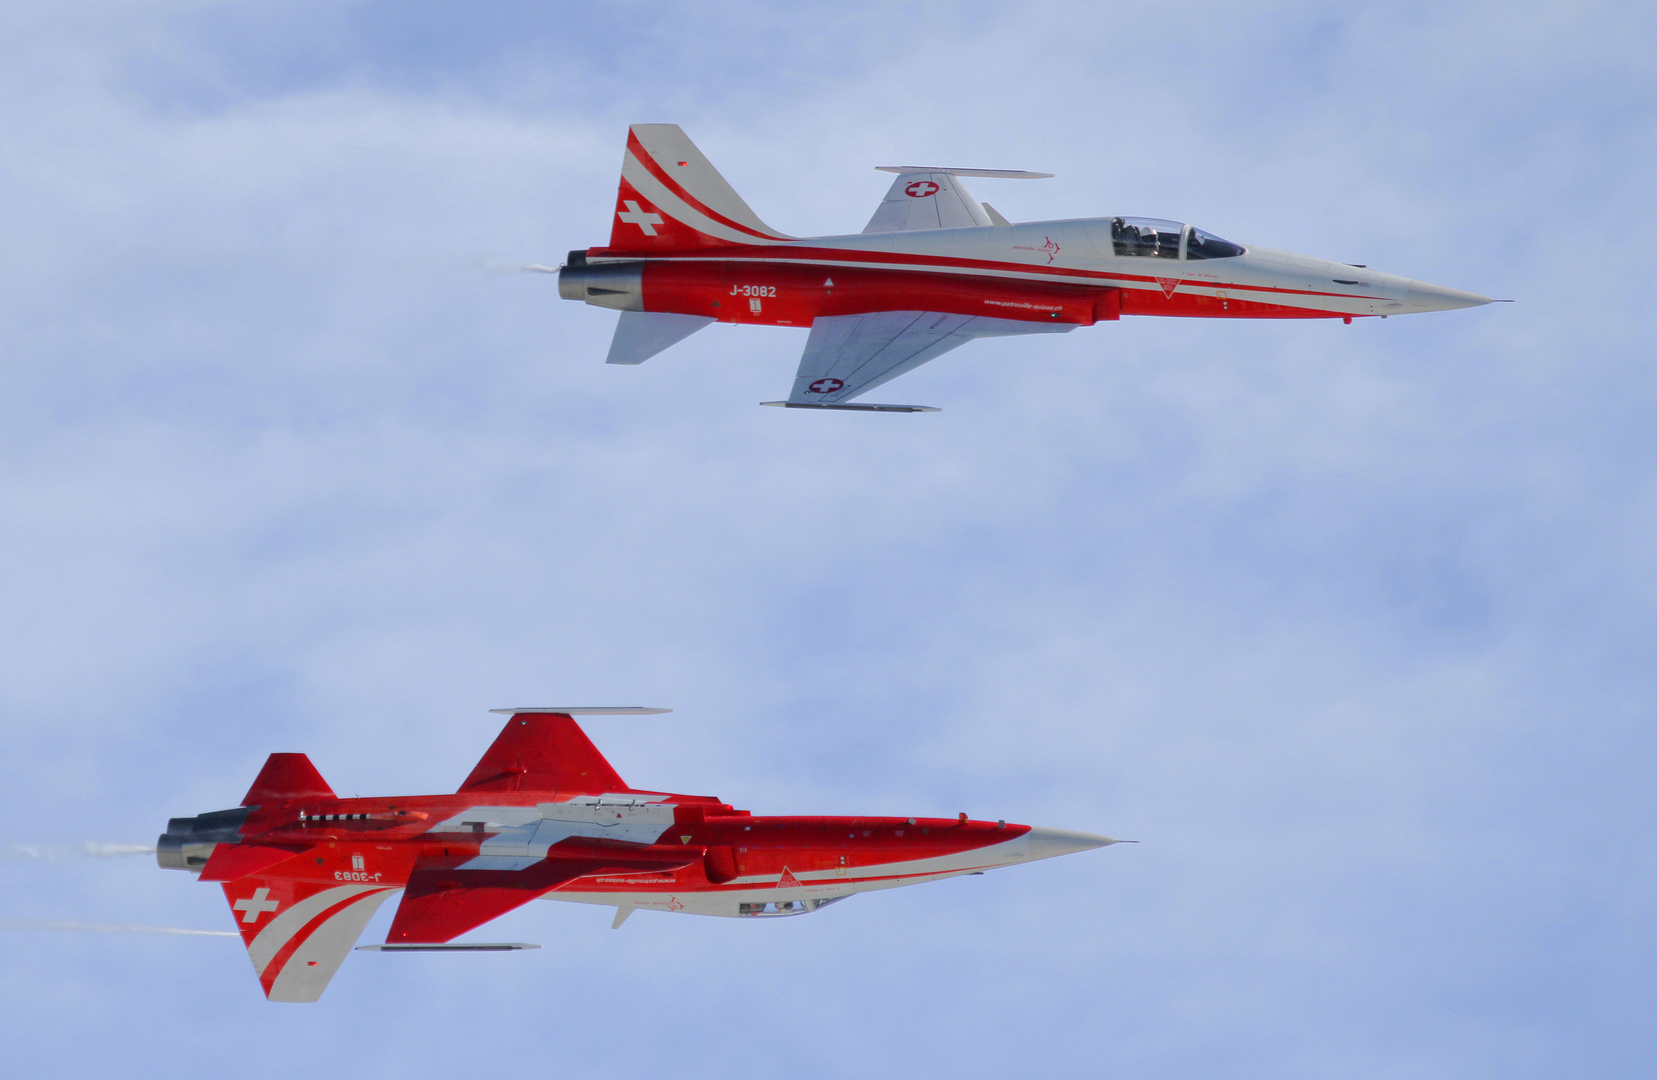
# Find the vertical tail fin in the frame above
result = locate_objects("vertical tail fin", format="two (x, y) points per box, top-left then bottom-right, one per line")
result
(609, 125), (792, 251)
(222, 870), (398, 1002)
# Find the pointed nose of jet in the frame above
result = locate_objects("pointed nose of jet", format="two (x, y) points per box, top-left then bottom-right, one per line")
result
(1401, 279), (1494, 313)
(1022, 827), (1119, 861)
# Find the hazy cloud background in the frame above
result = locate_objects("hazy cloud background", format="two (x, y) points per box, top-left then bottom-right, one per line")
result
(1, 2), (1653, 1077)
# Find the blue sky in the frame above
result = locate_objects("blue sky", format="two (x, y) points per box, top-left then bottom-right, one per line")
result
(1, 1), (1654, 1077)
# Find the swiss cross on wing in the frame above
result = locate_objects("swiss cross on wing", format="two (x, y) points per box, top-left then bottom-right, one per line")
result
(904, 181), (941, 198)
(808, 378), (844, 394)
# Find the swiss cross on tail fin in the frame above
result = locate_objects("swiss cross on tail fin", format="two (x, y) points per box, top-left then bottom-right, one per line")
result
(608, 125), (792, 251)
(222, 873), (397, 1003)
(220, 843), (417, 1002)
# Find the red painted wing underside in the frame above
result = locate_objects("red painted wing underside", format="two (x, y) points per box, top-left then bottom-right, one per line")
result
(387, 858), (607, 944)
(387, 842), (706, 943)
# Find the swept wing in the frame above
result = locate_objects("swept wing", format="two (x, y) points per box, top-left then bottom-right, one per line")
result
(768, 311), (1073, 411)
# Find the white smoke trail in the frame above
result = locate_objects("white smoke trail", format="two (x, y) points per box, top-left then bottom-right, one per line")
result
(0, 917), (235, 938)
(462, 255), (561, 277)
(2, 842), (155, 862)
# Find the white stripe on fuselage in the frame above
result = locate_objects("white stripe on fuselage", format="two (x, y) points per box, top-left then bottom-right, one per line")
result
(431, 798), (676, 872)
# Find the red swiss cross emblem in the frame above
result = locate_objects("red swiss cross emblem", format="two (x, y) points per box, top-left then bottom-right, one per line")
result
(808, 378), (844, 394)
(904, 181), (940, 198)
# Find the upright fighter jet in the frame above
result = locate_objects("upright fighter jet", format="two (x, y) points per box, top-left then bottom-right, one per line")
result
(158, 709), (1114, 1002)
(557, 125), (1493, 411)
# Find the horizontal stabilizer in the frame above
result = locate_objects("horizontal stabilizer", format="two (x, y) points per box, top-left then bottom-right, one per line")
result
(607, 311), (714, 365)
(242, 753), (334, 806)
(761, 401), (940, 413)
(358, 942), (539, 952)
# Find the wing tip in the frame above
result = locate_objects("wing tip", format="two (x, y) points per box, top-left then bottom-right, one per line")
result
(357, 942), (541, 951)
(874, 167), (1054, 179)
(486, 707), (672, 715)
(761, 401), (942, 413)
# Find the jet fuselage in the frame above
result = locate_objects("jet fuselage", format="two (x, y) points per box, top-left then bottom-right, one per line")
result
(570, 216), (1490, 328)
(163, 790), (1106, 923)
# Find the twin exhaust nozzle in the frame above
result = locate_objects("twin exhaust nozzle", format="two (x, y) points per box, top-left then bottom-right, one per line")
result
(155, 808), (251, 872)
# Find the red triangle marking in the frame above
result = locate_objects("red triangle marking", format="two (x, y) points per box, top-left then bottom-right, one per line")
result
(1156, 278), (1181, 298)
(777, 867), (802, 888)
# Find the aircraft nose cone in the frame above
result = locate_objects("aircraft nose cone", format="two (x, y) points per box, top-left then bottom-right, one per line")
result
(1402, 280), (1494, 312)
(1023, 827), (1118, 860)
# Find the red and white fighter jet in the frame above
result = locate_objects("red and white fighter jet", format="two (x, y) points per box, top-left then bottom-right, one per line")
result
(557, 125), (1493, 411)
(158, 708), (1114, 1002)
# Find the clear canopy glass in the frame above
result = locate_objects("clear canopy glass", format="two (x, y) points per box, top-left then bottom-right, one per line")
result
(1106, 218), (1245, 260)
(1185, 226), (1246, 260)
(1110, 217), (1182, 259)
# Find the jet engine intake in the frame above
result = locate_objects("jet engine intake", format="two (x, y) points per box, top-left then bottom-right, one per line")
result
(703, 845), (740, 884)
(558, 253), (644, 311)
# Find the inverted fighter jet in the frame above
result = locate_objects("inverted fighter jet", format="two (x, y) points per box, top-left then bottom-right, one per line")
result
(556, 125), (1493, 411)
(158, 708), (1114, 1002)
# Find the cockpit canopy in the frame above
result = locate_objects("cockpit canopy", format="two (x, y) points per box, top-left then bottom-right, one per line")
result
(1108, 217), (1245, 260)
